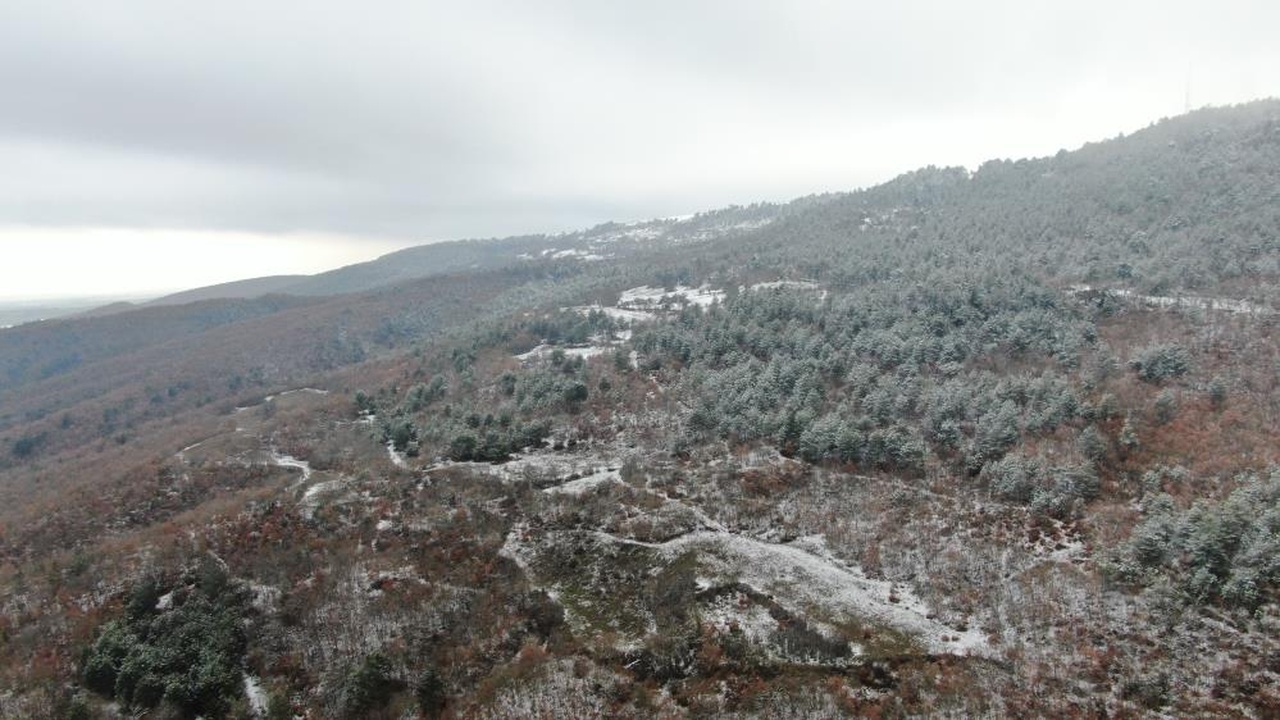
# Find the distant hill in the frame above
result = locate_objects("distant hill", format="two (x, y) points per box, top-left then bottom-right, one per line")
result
(135, 202), (800, 305)
(280, 235), (557, 296)
(145, 275), (307, 307)
(285, 204), (794, 296)
(0, 294), (320, 399)
(0, 297), (146, 327)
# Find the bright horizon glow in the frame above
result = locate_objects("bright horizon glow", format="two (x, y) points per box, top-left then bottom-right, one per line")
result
(3, 2), (1278, 303)
(0, 95), (1266, 304)
(1, 93), (1273, 304)
(0, 228), (418, 302)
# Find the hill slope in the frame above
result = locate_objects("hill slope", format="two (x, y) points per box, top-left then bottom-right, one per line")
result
(130, 202), (800, 305)
(145, 275), (308, 307)
(2, 101), (1280, 718)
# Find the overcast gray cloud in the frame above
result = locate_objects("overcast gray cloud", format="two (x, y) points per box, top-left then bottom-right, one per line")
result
(1, 1), (1278, 297)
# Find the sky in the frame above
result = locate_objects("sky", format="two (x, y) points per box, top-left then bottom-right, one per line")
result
(2, 0), (1278, 301)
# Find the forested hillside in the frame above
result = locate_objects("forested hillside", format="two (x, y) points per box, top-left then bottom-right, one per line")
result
(2, 101), (1279, 718)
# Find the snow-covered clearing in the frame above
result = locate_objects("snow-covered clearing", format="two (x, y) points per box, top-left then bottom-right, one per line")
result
(434, 451), (627, 487)
(619, 285), (724, 309)
(454, 445), (987, 656)
(504, 511), (987, 657)
(344, 412), (377, 427)
(525, 247), (611, 261)
(266, 387), (330, 402)
(500, 522), (535, 574)
(698, 590), (780, 645)
(235, 387), (330, 414)
(618, 285), (672, 306)
(749, 280), (821, 292)
(542, 467), (622, 496)
(676, 217), (776, 242)
(581, 221), (667, 244)
(272, 450), (357, 520)
(517, 320), (634, 363)
(1029, 518), (1088, 563)
(551, 248), (606, 261)
(1068, 285), (1274, 316)
(299, 479), (346, 519)
(514, 287), (726, 362)
(588, 529), (987, 655)
(568, 304), (654, 323)
(738, 445), (806, 470)
(748, 279), (829, 302)
(517, 343), (611, 363)
(300, 480), (338, 502)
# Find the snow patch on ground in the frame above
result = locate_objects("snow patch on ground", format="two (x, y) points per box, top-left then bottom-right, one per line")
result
(175, 440), (205, 461)
(386, 441), (409, 469)
(585, 223), (667, 244)
(1030, 519), (1088, 563)
(236, 387), (330, 414)
(246, 582), (281, 614)
(748, 279), (829, 302)
(577, 529), (988, 656)
(515, 286), (727, 362)
(301, 479), (342, 504)
(568, 304), (654, 323)
(1068, 285), (1274, 316)
(295, 476), (357, 521)
(457, 449), (988, 659)
(270, 451), (312, 485)
(500, 523), (532, 570)
(437, 451), (627, 488)
(543, 467), (621, 496)
(699, 590), (780, 645)
(551, 248), (606, 261)
(503, 456), (987, 657)
(517, 343), (611, 363)
(364, 566), (424, 596)
(739, 446), (804, 470)
(243, 675), (269, 717)
(749, 280), (821, 292)
(619, 285), (725, 309)
(271, 387), (330, 400)
(517, 324), (633, 364)
(678, 217), (775, 242)
(619, 285), (671, 306)
(679, 286), (725, 307)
